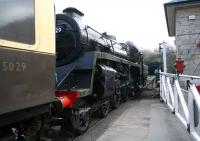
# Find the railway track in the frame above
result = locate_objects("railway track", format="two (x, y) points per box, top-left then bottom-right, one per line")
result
(1, 89), (159, 141)
(43, 109), (118, 141)
(0, 106), (127, 141)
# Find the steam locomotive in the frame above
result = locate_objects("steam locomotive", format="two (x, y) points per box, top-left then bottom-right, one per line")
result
(0, 2), (147, 140)
(55, 7), (148, 134)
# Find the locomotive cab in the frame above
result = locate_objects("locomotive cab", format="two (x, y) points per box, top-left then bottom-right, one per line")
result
(0, 0), (55, 128)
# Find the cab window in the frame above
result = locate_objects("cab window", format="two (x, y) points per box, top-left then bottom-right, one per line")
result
(0, 0), (35, 44)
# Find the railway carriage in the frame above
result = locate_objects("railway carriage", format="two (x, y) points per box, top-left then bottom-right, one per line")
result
(0, 0), (55, 140)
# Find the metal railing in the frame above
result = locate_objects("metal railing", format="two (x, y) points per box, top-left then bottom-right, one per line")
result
(143, 75), (157, 89)
(160, 71), (200, 141)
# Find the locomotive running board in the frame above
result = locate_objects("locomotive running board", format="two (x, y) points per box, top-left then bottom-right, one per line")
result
(56, 51), (143, 97)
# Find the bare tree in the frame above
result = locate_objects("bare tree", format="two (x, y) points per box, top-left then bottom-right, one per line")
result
(142, 47), (176, 74)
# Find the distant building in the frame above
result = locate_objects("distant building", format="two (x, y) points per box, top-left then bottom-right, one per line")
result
(164, 0), (200, 75)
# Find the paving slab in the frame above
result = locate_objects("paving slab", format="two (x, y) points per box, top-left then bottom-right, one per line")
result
(75, 91), (192, 141)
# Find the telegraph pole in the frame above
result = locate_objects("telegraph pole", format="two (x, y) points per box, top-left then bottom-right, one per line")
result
(159, 42), (167, 73)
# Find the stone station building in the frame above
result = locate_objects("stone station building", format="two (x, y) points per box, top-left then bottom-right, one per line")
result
(164, 0), (200, 76)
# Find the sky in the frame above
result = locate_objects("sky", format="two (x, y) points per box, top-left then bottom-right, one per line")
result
(54, 0), (175, 51)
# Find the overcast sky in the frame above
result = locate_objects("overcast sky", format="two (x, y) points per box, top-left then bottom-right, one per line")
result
(54, 0), (174, 50)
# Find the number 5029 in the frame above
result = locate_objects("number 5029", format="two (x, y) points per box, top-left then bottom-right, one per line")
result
(2, 61), (26, 72)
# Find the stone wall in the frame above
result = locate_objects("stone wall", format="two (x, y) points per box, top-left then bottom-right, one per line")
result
(175, 6), (200, 75)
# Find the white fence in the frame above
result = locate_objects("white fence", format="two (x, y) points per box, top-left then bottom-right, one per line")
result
(160, 72), (200, 141)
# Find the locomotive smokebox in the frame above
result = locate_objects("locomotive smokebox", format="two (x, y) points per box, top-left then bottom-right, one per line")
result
(56, 8), (84, 66)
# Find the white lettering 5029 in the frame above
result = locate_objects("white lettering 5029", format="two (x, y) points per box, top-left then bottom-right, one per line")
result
(2, 61), (26, 72)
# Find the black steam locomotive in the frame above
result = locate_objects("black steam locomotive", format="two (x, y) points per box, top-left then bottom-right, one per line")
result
(55, 7), (148, 134)
(0, 4), (148, 139)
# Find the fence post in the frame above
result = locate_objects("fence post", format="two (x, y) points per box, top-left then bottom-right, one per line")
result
(188, 87), (194, 133)
(160, 71), (163, 101)
(167, 77), (175, 112)
(174, 82), (178, 114)
(162, 75), (167, 103)
(166, 77), (170, 105)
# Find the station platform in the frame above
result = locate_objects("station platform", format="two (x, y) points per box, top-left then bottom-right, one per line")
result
(75, 90), (192, 141)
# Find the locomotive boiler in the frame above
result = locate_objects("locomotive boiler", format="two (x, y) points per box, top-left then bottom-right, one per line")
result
(55, 7), (148, 134)
(56, 8), (141, 66)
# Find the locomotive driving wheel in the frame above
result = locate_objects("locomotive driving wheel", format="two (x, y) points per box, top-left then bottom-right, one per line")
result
(110, 80), (121, 109)
(63, 99), (90, 135)
(129, 88), (135, 98)
(98, 99), (110, 118)
(121, 86), (129, 102)
(128, 84), (135, 98)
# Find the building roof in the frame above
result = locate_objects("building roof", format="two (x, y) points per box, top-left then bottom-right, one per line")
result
(164, 0), (200, 37)
(166, 0), (190, 4)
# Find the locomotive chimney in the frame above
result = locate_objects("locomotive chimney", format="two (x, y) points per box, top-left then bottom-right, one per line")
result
(63, 7), (84, 21)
